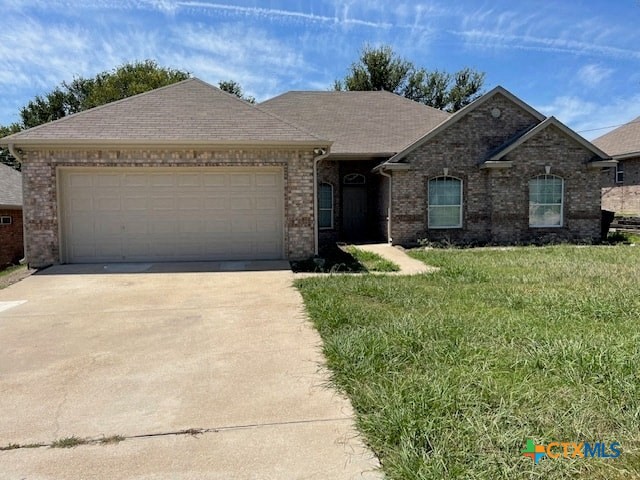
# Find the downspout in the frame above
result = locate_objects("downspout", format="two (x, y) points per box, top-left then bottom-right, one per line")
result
(7, 144), (27, 265)
(378, 167), (393, 244)
(313, 149), (329, 255)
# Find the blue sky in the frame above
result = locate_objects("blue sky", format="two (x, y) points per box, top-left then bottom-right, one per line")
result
(1, 0), (639, 139)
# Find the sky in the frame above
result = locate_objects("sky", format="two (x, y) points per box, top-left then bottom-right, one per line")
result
(1, 0), (640, 140)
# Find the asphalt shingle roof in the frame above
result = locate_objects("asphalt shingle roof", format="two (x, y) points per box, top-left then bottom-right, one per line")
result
(260, 91), (451, 156)
(1, 78), (325, 145)
(0, 163), (22, 207)
(592, 116), (640, 157)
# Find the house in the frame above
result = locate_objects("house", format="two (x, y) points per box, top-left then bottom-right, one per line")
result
(0, 78), (613, 268)
(593, 117), (640, 216)
(0, 162), (23, 267)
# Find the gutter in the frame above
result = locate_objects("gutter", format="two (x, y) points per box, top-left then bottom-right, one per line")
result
(7, 144), (23, 164)
(313, 148), (330, 255)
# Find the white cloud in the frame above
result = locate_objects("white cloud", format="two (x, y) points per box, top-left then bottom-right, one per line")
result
(577, 64), (613, 88)
(536, 94), (640, 140)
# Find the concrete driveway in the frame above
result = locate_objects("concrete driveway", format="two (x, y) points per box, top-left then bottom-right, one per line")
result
(0, 262), (379, 479)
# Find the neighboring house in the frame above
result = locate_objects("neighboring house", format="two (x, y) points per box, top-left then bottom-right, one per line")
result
(0, 78), (613, 268)
(593, 117), (640, 216)
(0, 162), (23, 267)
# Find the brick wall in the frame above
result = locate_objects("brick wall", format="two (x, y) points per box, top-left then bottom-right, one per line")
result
(21, 148), (316, 267)
(391, 93), (602, 245)
(0, 208), (24, 267)
(601, 157), (640, 215)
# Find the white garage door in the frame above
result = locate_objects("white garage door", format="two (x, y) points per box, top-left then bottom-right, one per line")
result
(59, 167), (284, 263)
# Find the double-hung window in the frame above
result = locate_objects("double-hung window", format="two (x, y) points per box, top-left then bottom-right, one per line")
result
(529, 175), (564, 227)
(428, 176), (463, 228)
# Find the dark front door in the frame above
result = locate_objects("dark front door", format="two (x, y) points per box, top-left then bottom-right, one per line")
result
(342, 185), (367, 241)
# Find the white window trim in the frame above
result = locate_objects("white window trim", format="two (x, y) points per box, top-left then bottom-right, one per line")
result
(428, 176), (463, 229)
(318, 182), (334, 230)
(615, 162), (624, 184)
(529, 174), (564, 228)
(0, 216), (11, 225)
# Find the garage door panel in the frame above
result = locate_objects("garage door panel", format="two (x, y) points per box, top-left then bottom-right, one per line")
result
(61, 167), (283, 263)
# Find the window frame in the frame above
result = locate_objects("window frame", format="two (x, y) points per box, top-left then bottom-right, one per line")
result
(318, 182), (334, 230)
(427, 176), (463, 229)
(529, 174), (564, 228)
(615, 162), (624, 184)
(0, 216), (11, 225)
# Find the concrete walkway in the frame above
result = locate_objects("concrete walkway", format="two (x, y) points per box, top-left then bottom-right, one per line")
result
(355, 243), (437, 275)
(0, 263), (380, 479)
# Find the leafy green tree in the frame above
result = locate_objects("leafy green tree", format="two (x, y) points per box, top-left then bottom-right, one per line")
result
(334, 45), (485, 112)
(218, 80), (256, 103)
(0, 60), (191, 167)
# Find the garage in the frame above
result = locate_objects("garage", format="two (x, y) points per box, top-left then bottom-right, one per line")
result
(59, 167), (284, 263)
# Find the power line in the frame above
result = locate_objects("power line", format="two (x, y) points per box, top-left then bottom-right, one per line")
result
(577, 119), (640, 134)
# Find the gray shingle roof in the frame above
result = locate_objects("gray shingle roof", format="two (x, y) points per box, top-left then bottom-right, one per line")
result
(260, 91), (451, 156)
(592, 116), (640, 157)
(0, 163), (22, 207)
(1, 78), (326, 146)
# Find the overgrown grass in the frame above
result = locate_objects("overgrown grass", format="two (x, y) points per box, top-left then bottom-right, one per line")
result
(345, 246), (400, 272)
(0, 264), (24, 277)
(295, 245), (640, 479)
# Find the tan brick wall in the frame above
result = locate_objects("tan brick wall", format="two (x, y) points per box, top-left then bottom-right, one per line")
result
(391, 94), (602, 245)
(21, 148), (316, 267)
(601, 157), (640, 215)
(0, 208), (23, 267)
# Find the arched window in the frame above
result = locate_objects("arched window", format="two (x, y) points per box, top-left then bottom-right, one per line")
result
(529, 175), (564, 227)
(428, 176), (462, 228)
(318, 182), (334, 229)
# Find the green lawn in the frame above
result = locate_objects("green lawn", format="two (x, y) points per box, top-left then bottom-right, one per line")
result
(295, 245), (640, 479)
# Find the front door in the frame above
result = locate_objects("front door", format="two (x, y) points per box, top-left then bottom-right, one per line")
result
(342, 185), (367, 241)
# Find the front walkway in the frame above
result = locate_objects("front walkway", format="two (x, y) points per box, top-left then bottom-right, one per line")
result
(355, 243), (437, 275)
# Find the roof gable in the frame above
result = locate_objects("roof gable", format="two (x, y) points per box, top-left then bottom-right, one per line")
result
(260, 90), (450, 156)
(487, 116), (610, 162)
(1, 78), (327, 147)
(592, 116), (640, 158)
(382, 86), (546, 165)
(0, 163), (22, 207)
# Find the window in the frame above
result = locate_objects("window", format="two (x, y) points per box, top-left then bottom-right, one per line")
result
(0, 216), (11, 225)
(616, 162), (624, 184)
(343, 173), (366, 185)
(428, 176), (462, 228)
(318, 182), (333, 229)
(529, 175), (564, 227)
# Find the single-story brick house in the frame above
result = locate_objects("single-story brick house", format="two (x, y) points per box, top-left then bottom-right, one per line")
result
(0, 78), (614, 268)
(593, 117), (640, 216)
(0, 162), (24, 267)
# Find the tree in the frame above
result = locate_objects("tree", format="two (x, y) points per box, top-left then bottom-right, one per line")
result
(218, 80), (255, 103)
(1, 60), (191, 168)
(334, 45), (485, 112)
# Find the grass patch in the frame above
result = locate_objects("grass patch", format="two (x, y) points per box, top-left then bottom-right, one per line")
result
(0, 264), (24, 277)
(0, 442), (44, 451)
(345, 246), (400, 272)
(295, 245), (640, 479)
(51, 436), (89, 448)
